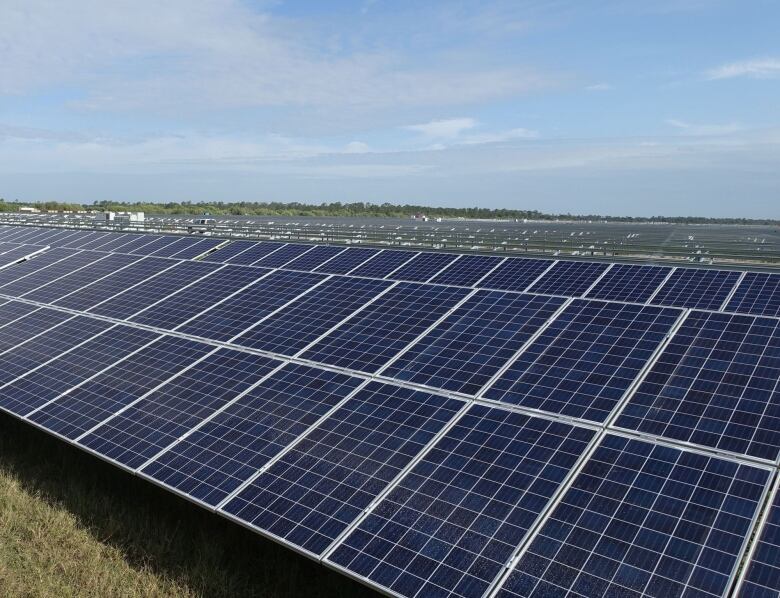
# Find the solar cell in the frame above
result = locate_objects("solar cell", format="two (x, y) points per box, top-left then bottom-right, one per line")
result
(167, 237), (223, 259)
(478, 258), (554, 293)
(27, 336), (214, 440)
(217, 241), (287, 265)
(736, 481), (780, 598)
(527, 261), (611, 297)
(300, 282), (472, 373)
(495, 434), (769, 598)
(0, 250), (100, 296)
(61, 231), (112, 248)
(0, 325), (160, 417)
(176, 269), (325, 341)
(0, 247), (80, 288)
(283, 245), (346, 271)
(106, 234), (161, 254)
(349, 250), (419, 278)
(0, 308), (73, 353)
(141, 363), (363, 506)
(126, 235), (183, 255)
(251, 243), (314, 268)
(220, 381), (466, 556)
(387, 253), (460, 282)
(650, 268), (741, 310)
(429, 254), (504, 287)
(383, 291), (566, 396)
(0, 301), (40, 326)
(615, 310), (780, 461)
(78, 349), (280, 469)
(328, 406), (596, 598)
(483, 299), (682, 423)
(725, 272), (780, 318)
(147, 237), (199, 257)
(313, 247), (380, 274)
(232, 276), (393, 355)
(585, 264), (673, 303)
(0, 245), (47, 268)
(130, 265), (266, 330)
(86, 233), (136, 251)
(201, 240), (259, 263)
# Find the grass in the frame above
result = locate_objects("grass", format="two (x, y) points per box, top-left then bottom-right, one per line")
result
(0, 412), (375, 598)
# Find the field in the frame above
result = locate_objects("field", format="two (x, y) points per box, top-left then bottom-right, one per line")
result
(0, 413), (373, 598)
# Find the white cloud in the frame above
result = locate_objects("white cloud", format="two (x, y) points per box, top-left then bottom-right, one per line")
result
(704, 58), (780, 80)
(344, 141), (370, 153)
(405, 118), (478, 139)
(666, 119), (744, 136)
(585, 83), (612, 91)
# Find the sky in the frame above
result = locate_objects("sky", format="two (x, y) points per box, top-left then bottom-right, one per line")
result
(1, 0), (779, 217)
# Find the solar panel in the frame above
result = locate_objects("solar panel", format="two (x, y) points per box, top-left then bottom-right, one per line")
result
(283, 245), (346, 271)
(0, 308), (73, 353)
(105, 234), (161, 254)
(252, 243), (314, 268)
(126, 235), (184, 255)
(478, 258), (554, 293)
(615, 310), (780, 461)
(0, 325), (160, 417)
(650, 268), (741, 310)
(147, 237), (198, 257)
(387, 253), (460, 282)
(216, 241), (287, 265)
(201, 240), (259, 263)
(527, 261), (610, 297)
(86, 233), (137, 251)
(0, 301), (41, 326)
(383, 291), (566, 396)
(176, 269), (326, 342)
(495, 434), (770, 598)
(220, 381), (466, 556)
(585, 264), (673, 303)
(328, 406), (596, 598)
(53, 257), (175, 311)
(130, 265), (266, 330)
(0, 245), (47, 268)
(27, 335), (214, 440)
(313, 247), (380, 274)
(483, 300), (682, 422)
(724, 272), (780, 318)
(140, 363), (363, 506)
(0, 250), (99, 296)
(349, 250), (419, 278)
(61, 231), (112, 248)
(429, 254), (504, 287)
(300, 282), (472, 373)
(736, 481), (780, 598)
(167, 237), (223, 259)
(78, 349), (280, 469)
(232, 276), (393, 355)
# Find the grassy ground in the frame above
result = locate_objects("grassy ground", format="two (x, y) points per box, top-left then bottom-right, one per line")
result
(0, 413), (375, 598)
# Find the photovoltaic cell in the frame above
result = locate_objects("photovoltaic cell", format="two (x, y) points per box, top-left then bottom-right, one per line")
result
(0, 301), (40, 326)
(108, 235), (161, 254)
(78, 349), (279, 469)
(63, 231), (112, 248)
(141, 363), (363, 506)
(585, 264), (673, 304)
(0, 248), (80, 290)
(148, 237), (199, 257)
(84, 233), (136, 251)
(650, 268), (741, 311)
(429, 254), (504, 287)
(176, 269), (325, 341)
(126, 235), (183, 255)
(251, 243), (314, 268)
(527, 261), (610, 297)
(496, 434), (769, 598)
(219, 242), (286, 265)
(478, 258), (554, 293)
(0, 245), (46, 268)
(484, 300), (682, 423)
(201, 240), (259, 263)
(737, 483), (780, 598)
(384, 291), (566, 396)
(615, 310), (780, 461)
(0, 250), (99, 296)
(725, 272), (780, 318)
(387, 253), (460, 282)
(329, 406), (596, 598)
(220, 381), (465, 556)
(27, 335), (214, 440)
(169, 237), (224, 259)
(314, 247), (379, 274)
(0, 325), (160, 417)
(0, 308), (73, 353)
(349, 250), (419, 278)
(300, 282), (471, 373)
(282, 245), (346, 271)
(232, 275), (392, 356)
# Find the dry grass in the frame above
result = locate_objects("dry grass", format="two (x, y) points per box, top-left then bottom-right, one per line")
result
(0, 413), (374, 598)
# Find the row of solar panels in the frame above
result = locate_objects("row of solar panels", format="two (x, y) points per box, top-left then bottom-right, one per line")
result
(0, 227), (778, 597)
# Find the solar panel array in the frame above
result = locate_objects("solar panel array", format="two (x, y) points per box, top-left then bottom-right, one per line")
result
(0, 223), (778, 598)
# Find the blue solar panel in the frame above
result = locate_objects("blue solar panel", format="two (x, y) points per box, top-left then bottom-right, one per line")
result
(0, 245), (46, 268)
(62, 231), (112, 248)
(615, 310), (780, 461)
(251, 243), (314, 268)
(0, 325), (160, 417)
(147, 237), (198, 257)
(650, 268), (741, 310)
(328, 405), (596, 598)
(130, 265), (266, 330)
(125, 235), (183, 255)
(78, 349), (280, 469)
(300, 282), (471, 373)
(220, 381), (466, 556)
(0, 308), (73, 353)
(349, 250), (419, 278)
(725, 272), (780, 318)
(496, 434), (769, 598)
(737, 483), (780, 598)
(478, 258), (554, 293)
(387, 253), (460, 282)
(53, 257), (175, 311)
(585, 264), (673, 303)
(384, 291), (566, 396)
(167, 237), (223, 259)
(27, 336), (214, 440)
(176, 269), (325, 341)
(283, 245), (346, 271)
(88, 233), (139, 251)
(107, 235), (161, 254)
(484, 300), (682, 422)
(232, 276), (393, 355)
(217, 241), (287, 265)
(313, 247), (380, 274)
(527, 261), (610, 297)
(88, 260), (222, 318)
(141, 363), (363, 506)
(429, 254), (504, 287)
(0, 250), (100, 296)
(0, 301), (40, 326)
(201, 240), (259, 263)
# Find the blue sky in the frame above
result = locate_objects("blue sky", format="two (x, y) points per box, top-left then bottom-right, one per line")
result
(1, 0), (778, 217)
